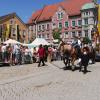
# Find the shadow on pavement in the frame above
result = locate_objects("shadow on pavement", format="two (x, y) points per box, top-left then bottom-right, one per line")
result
(0, 63), (10, 67)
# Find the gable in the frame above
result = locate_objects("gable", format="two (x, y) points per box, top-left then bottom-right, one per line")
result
(28, 0), (93, 23)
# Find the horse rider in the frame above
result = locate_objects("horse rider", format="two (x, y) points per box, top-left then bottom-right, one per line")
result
(72, 36), (82, 61)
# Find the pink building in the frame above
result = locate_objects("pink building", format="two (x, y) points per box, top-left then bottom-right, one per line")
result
(27, 0), (93, 43)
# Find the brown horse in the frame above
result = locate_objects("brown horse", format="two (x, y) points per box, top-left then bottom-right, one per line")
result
(59, 41), (78, 71)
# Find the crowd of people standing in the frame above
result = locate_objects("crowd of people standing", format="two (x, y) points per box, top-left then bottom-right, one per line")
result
(0, 43), (59, 66)
(0, 36), (98, 74)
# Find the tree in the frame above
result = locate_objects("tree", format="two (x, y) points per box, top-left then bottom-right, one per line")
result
(52, 28), (61, 40)
(83, 37), (91, 44)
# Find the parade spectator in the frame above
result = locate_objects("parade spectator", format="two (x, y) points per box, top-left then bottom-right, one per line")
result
(33, 47), (37, 63)
(43, 45), (48, 62)
(52, 46), (57, 61)
(37, 44), (45, 67)
(12, 45), (16, 65)
(47, 46), (53, 62)
(15, 44), (21, 65)
(1, 43), (7, 63)
(6, 44), (12, 63)
(20, 45), (25, 64)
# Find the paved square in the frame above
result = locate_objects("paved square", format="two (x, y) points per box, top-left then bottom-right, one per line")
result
(0, 61), (100, 100)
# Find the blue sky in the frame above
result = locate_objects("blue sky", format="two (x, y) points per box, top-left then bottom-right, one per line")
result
(0, 0), (100, 23)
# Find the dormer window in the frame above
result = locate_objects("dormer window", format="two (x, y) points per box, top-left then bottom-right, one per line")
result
(57, 12), (63, 19)
(61, 12), (63, 19)
(58, 13), (60, 19)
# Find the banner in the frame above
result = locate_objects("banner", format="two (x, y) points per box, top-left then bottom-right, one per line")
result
(17, 24), (20, 41)
(2, 24), (7, 41)
(8, 25), (12, 38)
(6, 24), (10, 38)
(0, 25), (2, 37)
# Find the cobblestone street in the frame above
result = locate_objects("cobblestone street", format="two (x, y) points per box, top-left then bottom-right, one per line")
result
(0, 61), (100, 100)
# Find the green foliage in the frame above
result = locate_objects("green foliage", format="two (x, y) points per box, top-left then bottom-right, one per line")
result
(83, 37), (91, 44)
(52, 28), (61, 40)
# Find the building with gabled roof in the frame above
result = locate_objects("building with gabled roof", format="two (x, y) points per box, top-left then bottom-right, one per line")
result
(27, 0), (97, 43)
(0, 13), (28, 43)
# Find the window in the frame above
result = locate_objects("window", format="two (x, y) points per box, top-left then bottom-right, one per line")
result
(42, 34), (45, 38)
(29, 26), (32, 30)
(65, 21), (69, 27)
(59, 22), (62, 29)
(23, 30), (25, 37)
(88, 11), (90, 15)
(64, 32), (68, 38)
(12, 28), (15, 34)
(38, 34), (41, 38)
(84, 18), (88, 25)
(72, 32), (76, 37)
(72, 21), (76, 27)
(57, 12), (63, 19)
(10, 19), (14, 24)
(78, 20), (82, 26)
(58, 13), (61, 19)
(65, 32), (68, 35)
(42, 25), (45, 30)
(85, 30), (88, 37)
(47, 34), (49, 38)
(86, 12), (88, 15)
(39, 25), (41, 31)
(61, 12), (63, 19)
(53, 23), (56, 26)
(47, 24), (50, 30)
(78, 31), (82, 36)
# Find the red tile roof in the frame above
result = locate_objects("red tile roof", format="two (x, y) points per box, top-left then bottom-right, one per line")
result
(28, 0), (92, 23)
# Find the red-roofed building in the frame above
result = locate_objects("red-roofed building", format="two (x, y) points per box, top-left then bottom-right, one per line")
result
(27, 0), (97, 43)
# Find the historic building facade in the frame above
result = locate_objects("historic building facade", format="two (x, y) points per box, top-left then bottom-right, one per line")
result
(0, 13), (28, 43)
(81, 2), (98, 39)
(27, 0), (97, 43)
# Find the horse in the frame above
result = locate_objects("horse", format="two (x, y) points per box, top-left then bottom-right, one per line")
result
(59, 41), (80, 71)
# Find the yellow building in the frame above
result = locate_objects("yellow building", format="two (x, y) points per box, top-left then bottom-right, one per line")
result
(0, 13), (28, 43)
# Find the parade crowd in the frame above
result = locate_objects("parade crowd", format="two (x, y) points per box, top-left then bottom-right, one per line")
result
(0, 36), (98, 74)
(0, 43), (59, 66)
